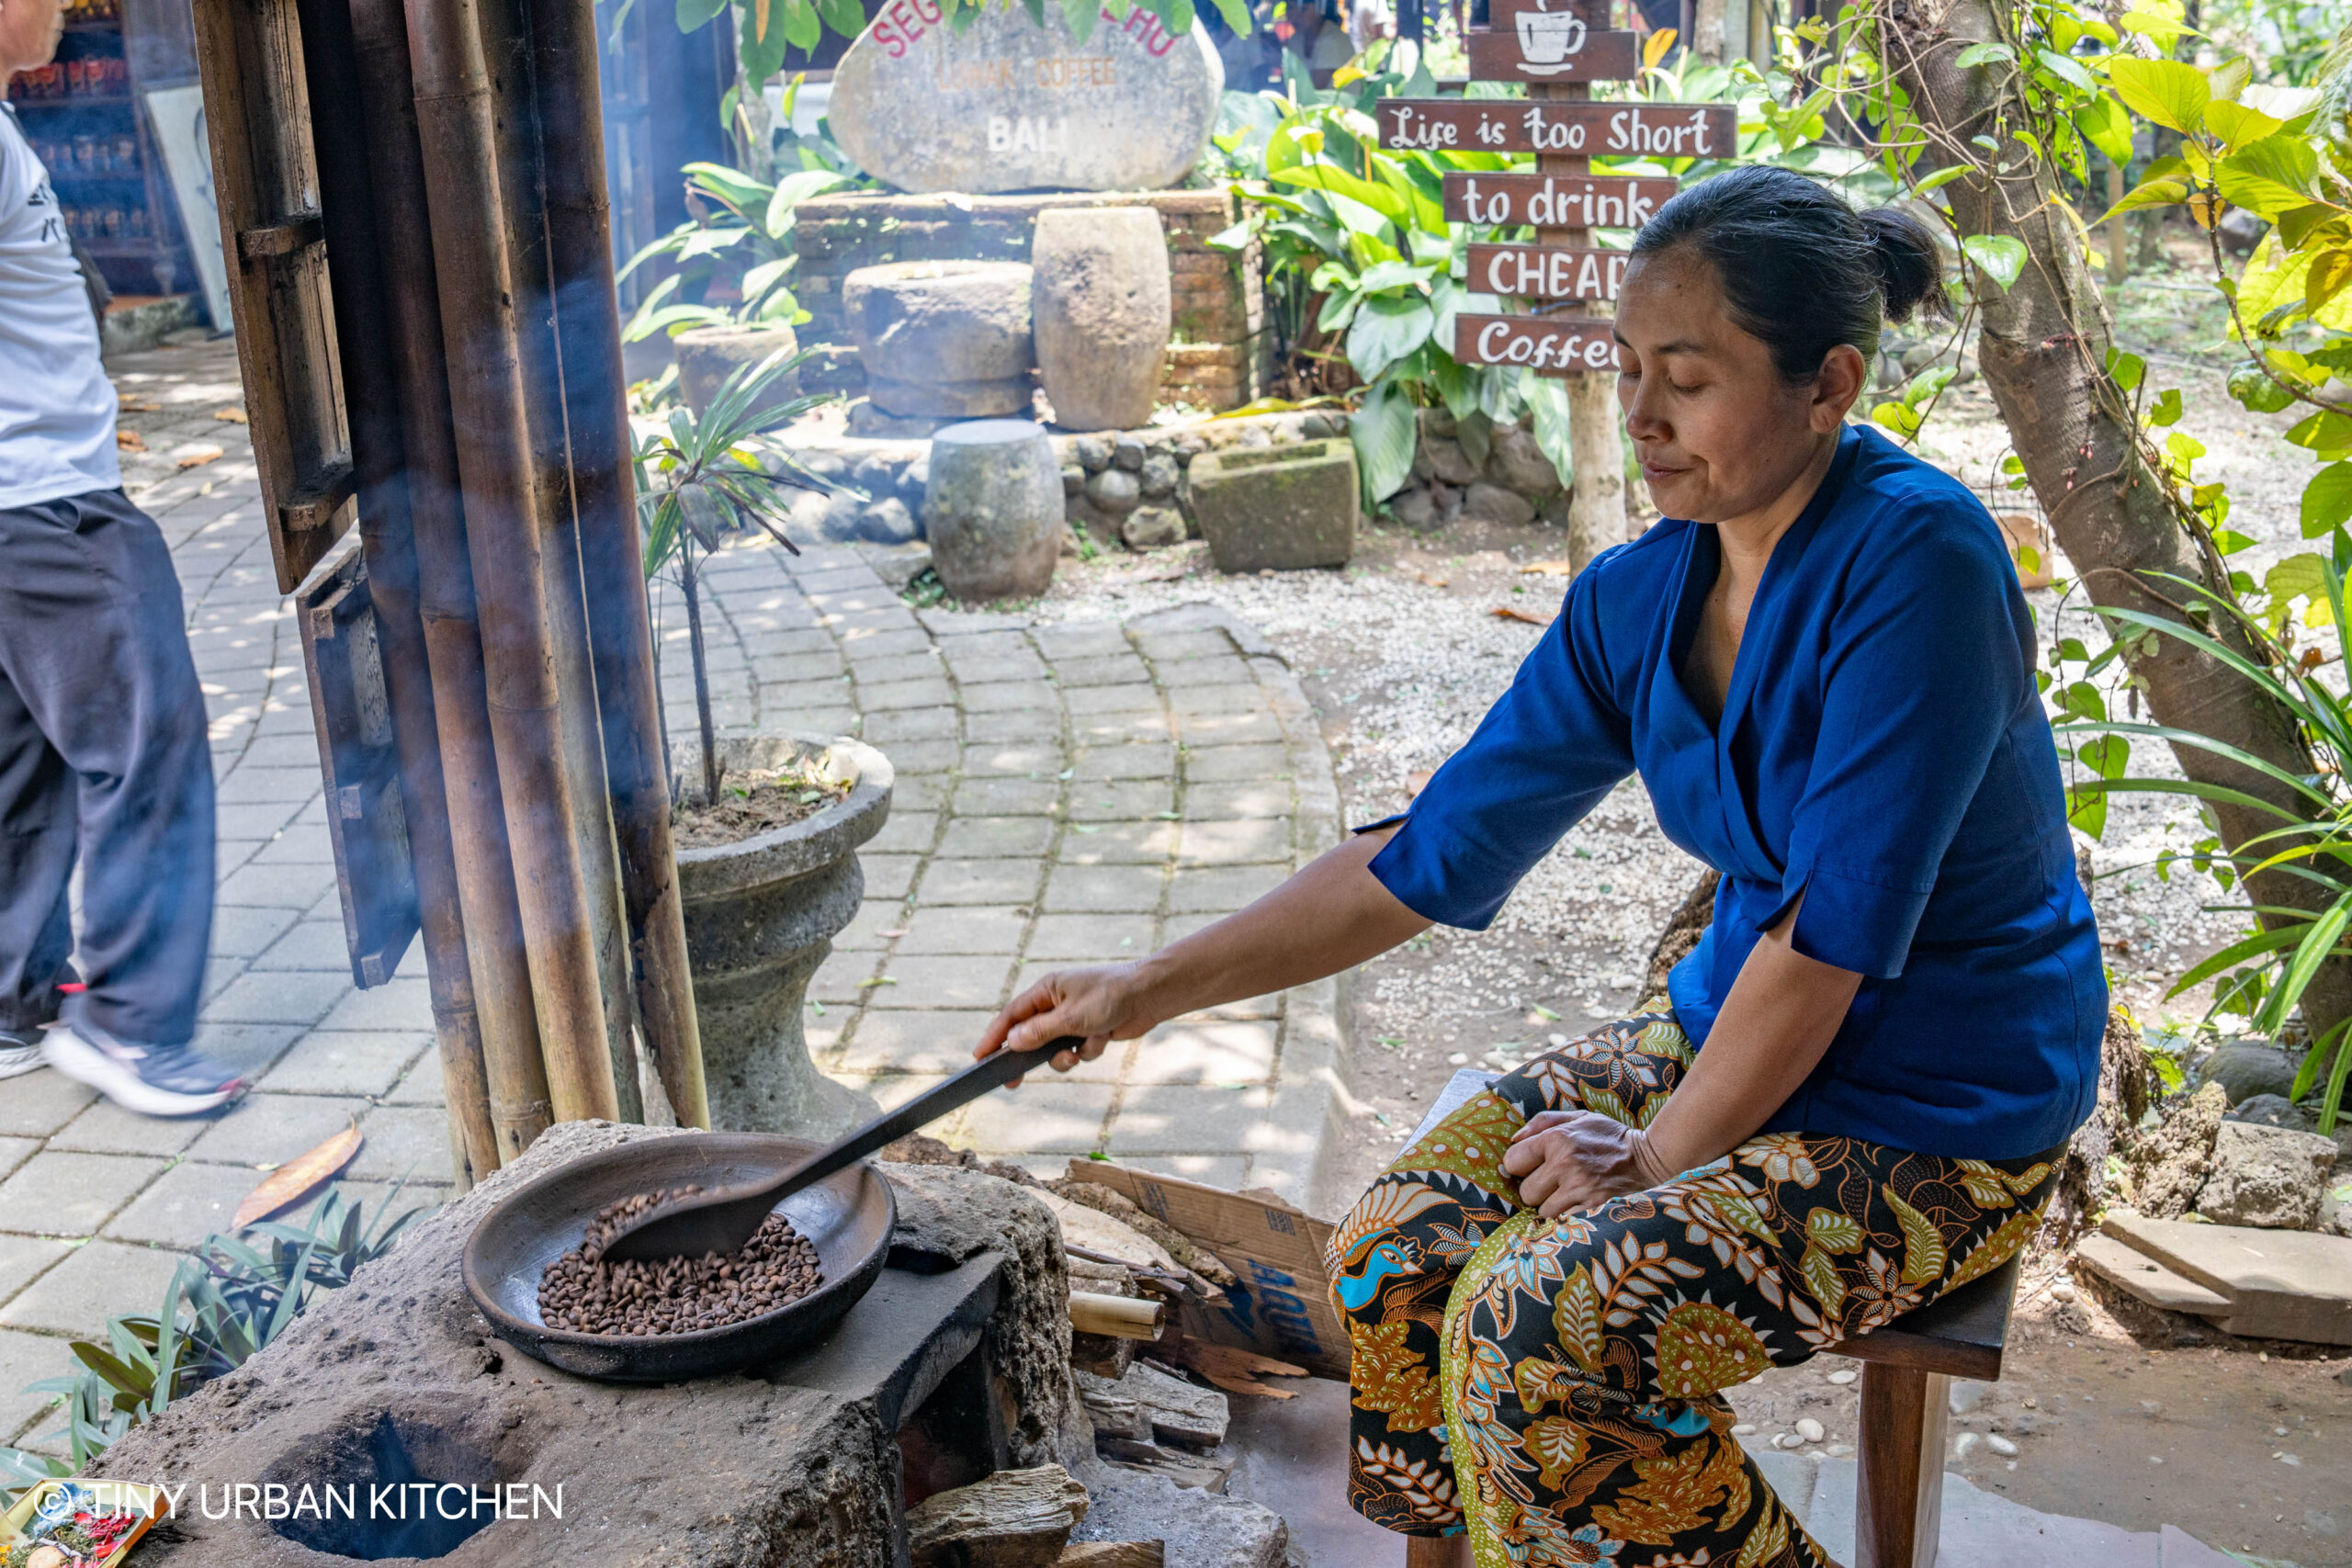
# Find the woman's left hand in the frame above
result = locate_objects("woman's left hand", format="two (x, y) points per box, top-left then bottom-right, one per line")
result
(1502, 1111), (1678, 1218)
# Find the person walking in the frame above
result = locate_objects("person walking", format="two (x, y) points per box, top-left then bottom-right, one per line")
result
(0, 0), (243, 1114)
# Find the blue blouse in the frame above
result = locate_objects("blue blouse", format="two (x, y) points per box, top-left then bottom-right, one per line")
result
(1368, 425), (2103, 1159)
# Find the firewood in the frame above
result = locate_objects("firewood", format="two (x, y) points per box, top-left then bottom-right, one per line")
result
(907, 1464), (1091, 1568)
(1055, 1543), (1164, 1568)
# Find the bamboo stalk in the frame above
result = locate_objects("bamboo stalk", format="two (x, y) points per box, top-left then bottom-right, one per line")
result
(1069, 1292), (1166, 1341)
(401, 0), (620, 1124)
(526, 0), (709, 1130)
(472, 0), (644, 1122)
(289, 0), (497, 1186)
(345, 0), (555, 1160)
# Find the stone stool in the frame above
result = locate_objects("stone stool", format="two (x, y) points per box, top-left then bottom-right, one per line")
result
(842, 260), (1035, 420)
(923, 419), (1064, 601)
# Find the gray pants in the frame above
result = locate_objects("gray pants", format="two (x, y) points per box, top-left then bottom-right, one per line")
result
(0, 488), (213, 1047)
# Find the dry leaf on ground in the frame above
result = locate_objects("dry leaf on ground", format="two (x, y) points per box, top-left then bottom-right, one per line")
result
(233, 1121), (363, 1227)
(118, 398), (161, 412)
(1151, 1337), (1308, 1399)
(116, 429), (146, 451)
(175, 445), (226, 469)
(1519, 559), (1574, 576)
(1490, 606), (1554, 626)
(212, 407), (249, 423)
(1417, 573), (1450, 589)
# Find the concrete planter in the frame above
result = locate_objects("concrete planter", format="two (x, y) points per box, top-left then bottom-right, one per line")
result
(673, 734), (892, 1136)
(674, 324), (801, 421)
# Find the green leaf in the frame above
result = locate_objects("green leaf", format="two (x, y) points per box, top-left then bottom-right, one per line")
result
(1954, 40), (2014, 68)
(2034, 47), (2095, 93)
(1351, 378), (1417, 506)
(1347, 295), (1434, 382)
(2227, 365), (2298, 412)
(2107, 56), (2209, 134)
(1962, 233), (2028, 291)
(2074, 96), (2135, 165)
(2287, 409), (2352, 456)
(2202, 99), (2283, 151)
(2303, 464), (2352, 539)
(2106, 347), (2145, 392)
(2216, 134), (2319, 220)
(1914, 164), (1974, 196)
(675, 0), (727, 28)
(2148, 388), (2183, 426)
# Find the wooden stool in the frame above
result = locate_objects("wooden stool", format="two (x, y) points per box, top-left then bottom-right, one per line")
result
(1838, 1255), (2022, 1568)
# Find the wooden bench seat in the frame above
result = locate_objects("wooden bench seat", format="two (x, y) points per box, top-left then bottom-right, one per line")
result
(1838, 1254), (2022, 1568)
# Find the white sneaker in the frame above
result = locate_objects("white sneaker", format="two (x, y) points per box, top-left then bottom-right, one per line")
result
(0, 1031), (41, 1080)
(41, 1023), (244, 1117)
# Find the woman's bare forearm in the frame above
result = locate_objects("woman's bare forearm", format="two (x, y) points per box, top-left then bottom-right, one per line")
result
(1636, 900), (1861, 1179)
(1128, 829), (1430, 1021)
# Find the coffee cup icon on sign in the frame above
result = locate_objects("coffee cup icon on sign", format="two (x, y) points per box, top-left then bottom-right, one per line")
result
(1515, 0), (1587, 71)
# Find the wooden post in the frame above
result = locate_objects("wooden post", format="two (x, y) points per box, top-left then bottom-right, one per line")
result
(528, 0), (711, 1129)
(402, 0), (621, 1124)
(1534, 76), (1627, 570)
(289, 0), (498, 1187)
(1854, 1363), (1951, 1568)
(345, 0), (557, 1161)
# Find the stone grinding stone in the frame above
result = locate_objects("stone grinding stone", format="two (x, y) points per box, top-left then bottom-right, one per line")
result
(85, 1121), (1086, 1565)
(1185, 441), (1358, 574)
(827, 4), (1222, 197)
(842, 261), (1035, 419)
(906, 1463), (1090, 1567)
(1032, 209), (1171, 434)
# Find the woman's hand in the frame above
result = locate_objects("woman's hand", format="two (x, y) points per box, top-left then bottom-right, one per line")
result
(1501, 1110), (1679, 1218)
(975, 963), (1166, 1082)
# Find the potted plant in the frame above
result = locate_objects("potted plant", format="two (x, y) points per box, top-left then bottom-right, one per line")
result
(619, 144), (854, 420)
(636, 350), (888, 1136)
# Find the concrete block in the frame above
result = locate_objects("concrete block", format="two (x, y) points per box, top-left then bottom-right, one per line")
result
(1182, 781), (1293, 820)
(0, 1325), (69, 1445)
(348, 1106), (459, 1183)
(920, 858), (1046, 906)
(895, 905), (1027, 954)
(1187, 441), (1356, 572)
(865, 809), (941, 854)
(313, 975), (433, 1032)
(105, 1159), (260, 1248)
(0, 1151), (168, 1235)
(1178, 818), (1294, 867)
(48, 1099), (208, 1157)
(1045, 863), (1166, 914)
(1104, 1084), (1260, 1155)
(1182, 743), (1289, 783)
(1074, 744), (1177, 781)
(864, 706), (961, 744)
(1025, 913), (1156, 961)
(832, 1010), (1005, 1075)
(865, 953), (1020, 1010)
(207, 904), (303, 961)
(1068, 781), (1176, 820)
(962, 740), (1065, 775)
(0, 1235), (73, 1308)
(1126, 1019), (1280, 1086)
(862, 853), (924, 899)
(938, 815), (1057, 859)
(953, 775), (1063, 816)
(1168, 864), (1289, 914)
(955, 1079), (1114, 1153)
(184, 1093), (370, 1168)
(1058, 820), (1179, 865)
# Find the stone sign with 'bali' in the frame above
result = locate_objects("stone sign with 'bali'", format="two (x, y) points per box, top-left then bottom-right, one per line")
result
(828, 0), (1224, 195)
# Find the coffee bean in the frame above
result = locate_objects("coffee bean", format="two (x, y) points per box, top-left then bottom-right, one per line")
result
(537, 1201), (823, 1337)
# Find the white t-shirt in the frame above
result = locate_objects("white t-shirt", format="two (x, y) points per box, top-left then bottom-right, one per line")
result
(0, 104), (119, 509)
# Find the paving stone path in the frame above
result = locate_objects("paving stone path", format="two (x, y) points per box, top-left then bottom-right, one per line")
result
(0, 341), (1345, 1452)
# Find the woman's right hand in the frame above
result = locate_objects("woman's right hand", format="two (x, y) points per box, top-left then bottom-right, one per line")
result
(976, 963), (1166, 1082)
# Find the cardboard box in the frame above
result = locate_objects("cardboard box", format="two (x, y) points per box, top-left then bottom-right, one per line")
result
(1065, 1158), (1347, 1380)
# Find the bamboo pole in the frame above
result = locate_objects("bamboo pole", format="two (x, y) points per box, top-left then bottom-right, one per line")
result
(401, 0), (621, 1124)
(345, 0), (556, 1159)
(471, 0), (643, 1122)
(289, 0), (498, 1187)
(526, 0), (711, 1130)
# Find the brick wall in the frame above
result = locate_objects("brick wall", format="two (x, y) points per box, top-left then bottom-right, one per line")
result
(790, 188), (1269, 413)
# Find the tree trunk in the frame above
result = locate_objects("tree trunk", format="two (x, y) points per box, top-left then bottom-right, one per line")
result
(1876, 0), (2352, 1050)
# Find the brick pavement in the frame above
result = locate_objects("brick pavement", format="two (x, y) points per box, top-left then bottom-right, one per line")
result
(0, 339), (1348, 1451)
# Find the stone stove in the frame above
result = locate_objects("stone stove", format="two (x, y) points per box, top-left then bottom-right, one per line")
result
(88, 1121), (1086, 1567)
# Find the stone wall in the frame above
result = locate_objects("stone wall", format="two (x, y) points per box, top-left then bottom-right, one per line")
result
(792, 189), (1268, 413)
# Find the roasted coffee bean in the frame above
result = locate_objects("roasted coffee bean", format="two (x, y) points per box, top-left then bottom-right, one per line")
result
(537, 1197), (823, 1337)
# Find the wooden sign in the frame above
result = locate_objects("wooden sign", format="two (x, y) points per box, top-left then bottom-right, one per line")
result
(1464, 25), (1639, 84)
(1455, 313), (1618, 373)
(1377, 98), (1737, 159)
(1468, 243), (1627, 300)
(1442, 172), (1679, 230)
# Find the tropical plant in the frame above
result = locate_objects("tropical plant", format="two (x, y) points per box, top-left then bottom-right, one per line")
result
(635, 347), (833, 808)
(0, 1185), (423, 1498)
(619, 152), (853, 348)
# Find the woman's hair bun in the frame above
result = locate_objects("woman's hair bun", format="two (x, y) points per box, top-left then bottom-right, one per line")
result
(1631, 164), (1952, 378)
(1860, 205), (1951, 326)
